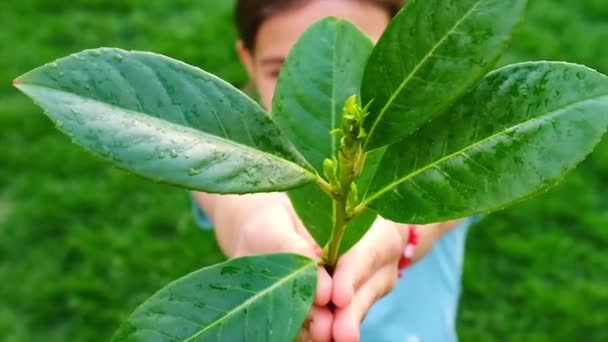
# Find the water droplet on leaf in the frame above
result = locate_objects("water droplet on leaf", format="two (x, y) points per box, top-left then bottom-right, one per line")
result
(209, 283), (227, 291)
(221, 266), (239, 275)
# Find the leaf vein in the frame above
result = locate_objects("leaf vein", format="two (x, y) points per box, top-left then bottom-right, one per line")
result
(180, 260), (314, 342)
(366, 0), (484, 146)
(14, 84), (317, 182)
(364, 94), (608, 206)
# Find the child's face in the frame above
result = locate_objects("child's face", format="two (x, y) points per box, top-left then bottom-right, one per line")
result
(238, 0), (391, 110)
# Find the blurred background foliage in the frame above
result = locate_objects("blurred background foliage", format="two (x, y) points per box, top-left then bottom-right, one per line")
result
(0, 0), (606, 341)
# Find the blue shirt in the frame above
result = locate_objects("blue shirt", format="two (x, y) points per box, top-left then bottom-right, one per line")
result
(192, 201), (472, 342)
(361, 220), (471, 342)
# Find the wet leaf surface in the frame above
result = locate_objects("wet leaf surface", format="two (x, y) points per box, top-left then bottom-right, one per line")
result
(362, 0), (528, 149)
(113, 253), (317, 342)
(366, 62), (608, 223)
(14, 48), (314, 193)
(272, 18), (377, 250)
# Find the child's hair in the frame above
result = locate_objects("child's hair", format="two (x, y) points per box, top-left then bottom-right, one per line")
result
(235, 0), (405, 51)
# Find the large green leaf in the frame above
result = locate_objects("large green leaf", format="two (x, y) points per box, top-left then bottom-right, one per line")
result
(273, 17), (373, 172)
(357, 147), (387, 199)
(14, 48), (314, 194)
(362, 0), (527, 150)
(113, 253), (317, 342)
(364, 62), (608, 223)
(271, 18), (376, 251)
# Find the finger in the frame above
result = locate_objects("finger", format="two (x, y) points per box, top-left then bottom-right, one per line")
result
(309, 305), (334, 342)
(333, 264), (398, 342)
(315, 267), (332, 306)
(332, 218), (403, 308)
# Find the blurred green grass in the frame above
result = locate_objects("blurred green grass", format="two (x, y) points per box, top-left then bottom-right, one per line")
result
(0, 1), (606, 341)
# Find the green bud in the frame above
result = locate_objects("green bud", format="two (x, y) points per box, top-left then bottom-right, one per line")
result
(347, 182), (359, 210)
(323, 158), (338, 184)
(330, 128), (345, 137)
(343, 95), (358, 116)
(356, 127), (367, 139)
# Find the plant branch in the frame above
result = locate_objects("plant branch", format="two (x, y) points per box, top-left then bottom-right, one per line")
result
(316, 176), (337, 199)
(325, 194), (348, 272)
(351, 202), (367, 217)
(322, 95), (370, 270)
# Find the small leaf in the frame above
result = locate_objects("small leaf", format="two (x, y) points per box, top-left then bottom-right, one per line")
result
(288, 185), (376, 255)
(112, 253), (317, 342)
(273, 17), (374, 172)
(289, 185), (334, 246)
(364, 62), (608, 223)
(362, 0), (528, 150)
(338, 209), (377, 255)
(14, 48), (314, 194)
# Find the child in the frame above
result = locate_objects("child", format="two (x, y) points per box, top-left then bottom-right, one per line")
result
(193, 1), (474, 341)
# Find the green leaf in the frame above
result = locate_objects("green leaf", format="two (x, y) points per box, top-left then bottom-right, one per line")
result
(273, 17), (374, 172)
(362, 0), (528, 150)
(338, 209), (377, 255)
(14, 48), (314, 194)
(113, 253), (317, 342)
(271, 18), (376, 252)
(364, 62), (608, 223)
(288, 184), (333, 246)
(357, 147), (387, 199)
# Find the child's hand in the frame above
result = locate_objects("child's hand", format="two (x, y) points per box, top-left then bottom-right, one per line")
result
(196, 192), (334, 340)
(329, 217), (405, 342)
(197, 191), (460, 341)
(329, 217), (459, 341)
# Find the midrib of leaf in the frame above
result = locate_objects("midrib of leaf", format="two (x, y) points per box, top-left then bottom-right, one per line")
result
(16, 83), (317, 179)
(181, 259), (315, 342)
(329, 25), (340, 244)
(365, 0), (483, 148)
(137, 49), (272, 132)
(362, 93), (608, 206)
(330, 24), (339, 159)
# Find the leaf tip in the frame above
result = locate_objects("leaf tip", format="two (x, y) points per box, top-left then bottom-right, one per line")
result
(12, 78), (19, 86)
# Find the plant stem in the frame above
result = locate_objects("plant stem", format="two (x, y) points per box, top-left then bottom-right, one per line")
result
(322, 95), (369, 272)
(316, 176), (335, 198)
(325, 193), (348, 272)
